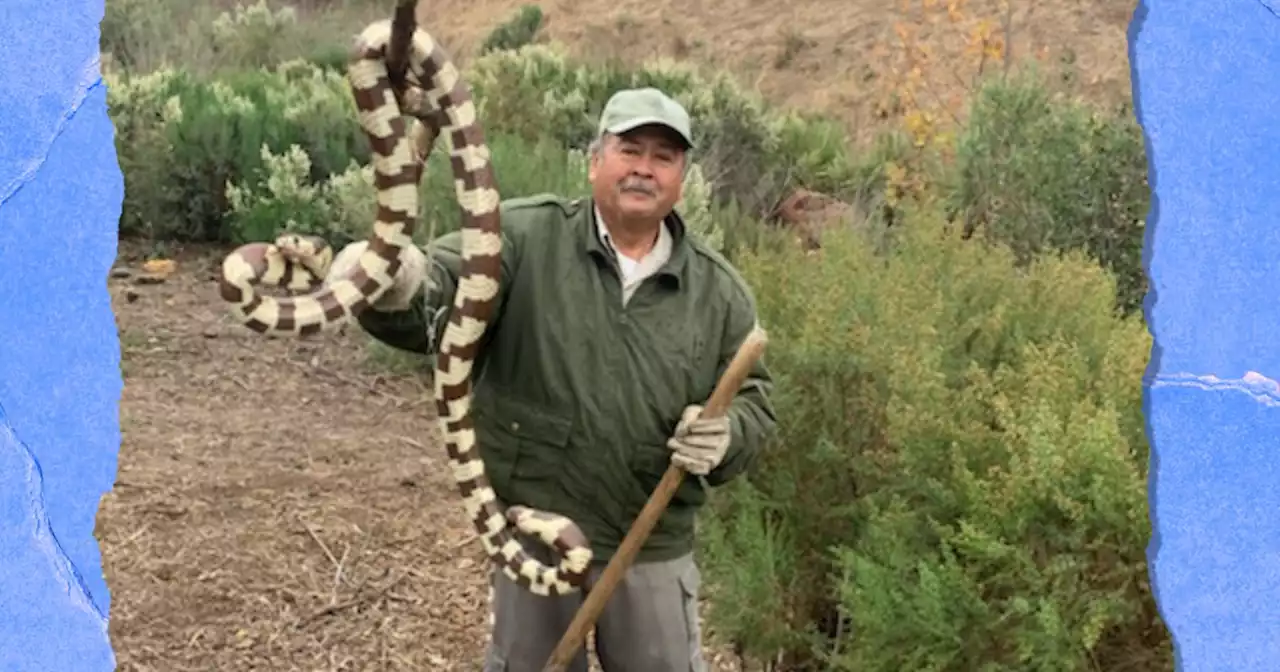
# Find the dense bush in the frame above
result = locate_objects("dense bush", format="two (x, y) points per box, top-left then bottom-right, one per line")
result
(946, 72), (1150, 314)
(698, 210), (1167, 670)
(101, 0), (385, 76)
(106, 60), (368, 240)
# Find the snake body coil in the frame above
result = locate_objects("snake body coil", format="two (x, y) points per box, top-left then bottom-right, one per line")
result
(217, 9), (592, 596)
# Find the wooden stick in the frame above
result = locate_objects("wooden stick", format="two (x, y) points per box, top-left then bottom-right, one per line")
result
(540, 326), (769, 672)
(386, 0), (417, 92)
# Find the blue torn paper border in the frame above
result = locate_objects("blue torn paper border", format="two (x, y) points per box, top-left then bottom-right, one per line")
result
(1134, 0), (1280, 668)
(0, 0), (123, 669)
(0, 0), (1274, 668)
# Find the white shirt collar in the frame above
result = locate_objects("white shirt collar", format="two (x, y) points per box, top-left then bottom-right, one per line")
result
(594, 206), (672, 263)
(593, 205), (673, 303)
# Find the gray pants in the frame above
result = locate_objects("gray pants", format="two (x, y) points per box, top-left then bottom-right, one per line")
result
(483, 542), (706, 672)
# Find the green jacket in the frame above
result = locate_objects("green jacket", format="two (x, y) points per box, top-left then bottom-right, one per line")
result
(357, 194), (777, 564)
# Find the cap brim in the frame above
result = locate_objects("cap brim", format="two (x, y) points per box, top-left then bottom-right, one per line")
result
(604, 116), (694, 149)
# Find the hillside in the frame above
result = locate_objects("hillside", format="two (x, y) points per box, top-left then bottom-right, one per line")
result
(106, 0), (1140, 143)
(412, 0), (1138, 142)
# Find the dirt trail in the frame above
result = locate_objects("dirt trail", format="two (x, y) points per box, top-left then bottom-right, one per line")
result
(100, 241), (481, 669)
(99, 241), (747, 670)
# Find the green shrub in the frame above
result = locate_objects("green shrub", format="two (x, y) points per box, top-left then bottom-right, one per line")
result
(944, 71), (1151, 314)
(697, 206), (1168, 670)
(479, 4), (545, 55)
(102, 0), (296, 76)
(101, 0), (386, 78)
(303, 43), (352, 73)
(106, 66), (195, 240)
(209, 0), (301, 71)
(100, 0), (180, 72)
(225, 145), (359, 245)
(107, 60), (366, 241)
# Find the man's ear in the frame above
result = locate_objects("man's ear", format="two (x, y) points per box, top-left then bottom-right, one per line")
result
(675, 153), (689, 194)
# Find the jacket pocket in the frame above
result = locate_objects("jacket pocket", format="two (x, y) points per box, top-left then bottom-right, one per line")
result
(486, 393), (575, 482)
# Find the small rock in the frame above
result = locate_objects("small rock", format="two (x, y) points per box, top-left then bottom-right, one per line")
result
(125, 290), (140, 304)
(202, 327), (219, 339)
(110, 267), (131, 279)
(135, 274), (167, 285)
(142, 258), (177, 275)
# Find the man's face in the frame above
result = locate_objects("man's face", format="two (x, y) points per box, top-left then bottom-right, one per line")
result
(588, 126), (687, 222)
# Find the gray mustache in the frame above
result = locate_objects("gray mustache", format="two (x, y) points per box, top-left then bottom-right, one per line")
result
(620, 179), (656, 195)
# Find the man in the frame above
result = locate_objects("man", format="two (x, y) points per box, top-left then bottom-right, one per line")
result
(327, 87), (777, 671)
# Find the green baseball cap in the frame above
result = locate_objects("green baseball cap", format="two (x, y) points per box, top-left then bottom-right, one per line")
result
(596, 87), (694, 149)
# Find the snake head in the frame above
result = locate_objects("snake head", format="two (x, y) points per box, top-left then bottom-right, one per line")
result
(272, 234), (335, 282)
(274, 234), (313, 259)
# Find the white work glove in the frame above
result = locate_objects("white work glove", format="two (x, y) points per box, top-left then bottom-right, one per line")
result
(666, 404), (731, 476)
(325, 240), (428, 312)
